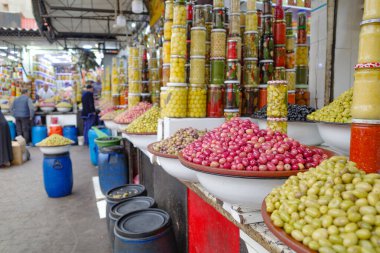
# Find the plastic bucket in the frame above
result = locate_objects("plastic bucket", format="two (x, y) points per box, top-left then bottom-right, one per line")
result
(63, 125), (78, 144)
(88, 126), (111, 166)
(32, 125), (48, 145)
(7, 121), (16, 140)
(49, 125), (63, 136)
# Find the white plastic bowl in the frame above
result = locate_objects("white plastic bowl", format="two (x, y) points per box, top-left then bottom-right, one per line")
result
(257, 119), (323, 146)
(195, 171), (285, 209)
(56, 107), (72, 113)
(157, 156), (198, 182)
(1, 109), (9, 114)
(123, 133), (157, 149)
(40, 107), (55, 112)
(317, 122), (351, 155)
(39, 145), (71, 155)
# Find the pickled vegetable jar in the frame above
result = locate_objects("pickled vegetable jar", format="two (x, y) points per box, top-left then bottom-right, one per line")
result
(149, 68), (160, 81)
(210, 58), (225, 84)
(246, 0), (256, 11)
(207, 85), (223, 117)
(164, 20), (173, 40)
(204, 4), (213, 23)
(274, 21), (286, 44)
(170, 56), (186, 83)
(193, 5), (205, 27)
(298, 10), (307, 27)
(363, 0), (380, 20)
(274, 45), (286, 67)
(211, 29), (227, 58)
(162, 64), (170, 86)
(352, 64), (380, 120)
(141, 81), (149, 93)
(296, 44), (309, 65)
(286, 35), (295, 51)
(128, 57), (140, 69)
(190, 27), (206, 56)
(229, 36), (242, 60)
(263, 0), (272, 15)
(141, 69), (148, 81)
(286, 51), (295, 69)
(186, 20), (192, 40)
(244, 31), (259, 58)
(205, 42), (211, 63)
(128, 93), (141, 108)
(288, 91), (295, 104)
(267, 80), (288, 118)
(246, 11), (258, 31)
(285, 69), (296, 90)
(226, 59), (240, 81)
(260, 34), (274, 60)
(214, 0), (224, 8)
(140, 93), (152, 103)
(165, 1), (174, 20)
(186, 2), (193, 21)
(128, 68), (141, 81)
(213, 8), (225, 29)
(229, 13), (241, 36)
(240, 12), (246, 27)
(165, 83), (188, 117)
(224, 109), (240, 121)
(262, 15), (273, 35)
(205, 22), (212, 41)
(242, 85), (259, 116)
(173, 2), (186, 25)
(129, 47), (139, 57)
(243, 58), (259, 86)
(187, 84), (207, 117)
(297, 28), (307, 44)
(274, 67), (286, 80)
(151, 92), (160, 106)
(189, 56), (206, 85)
(230, 0), (240, 13)
(224, 80), (241, 109)
(296, 66), (308, 84)
(259, 85), (267, 108)
(150, 81), (161, 92)
(149, 58), (158, 69)
(358, 20), (380, 64)
(295, 86), (310, 105)
(227, 39), (238, 59)
(267, 117), (287, 134)
(259, 60), (274, 84)
(285, 11), (293, 28)
(163, 41), (171, 64)
(171, 25), (187, 56)
(160, 87), (168, 113)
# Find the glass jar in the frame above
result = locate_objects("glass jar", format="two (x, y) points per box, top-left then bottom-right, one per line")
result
(285, 69), (296, 90)
(170, 56), (186, 83)
(140, 93), (152, 103)
(286, 35), (295, 51)
(186, 2), (193, 21)
(267, 80), (288, 118)
(259, 84), (267, 108)
(259, 60), (274, 84)
(165, 1), (174, 20)
(186, 20), (192, 40)
(229, 13), (241, 36)
(274, 67), (286, 80)
(229, 36), (242, 60)
(193, 5), (205, 27)
(263, 0), (272, 15)
(128, 68), (141, 81)
(296, 44), (309, 66)
(162, 64), (170, 86)
(246, 11), (258, 31)
(288, 91), (295, 104)
(352, 65), (380, 120)
(242, 85), (259, 116)
(285, 11), (293, 28)
(141, 69), (149, 81)
(164, 20), (173, 40)
(165, 83), (188, 117)
(224, 109), (240, 121)
(141, 81), (149, 93)
(205, 42), (211, 63)
(267, 117), (288, 134)
(214, 0), (224, 8)
(150, 81), (161, 92)
(227, 39), (238, 59)
(224, 80), (241, 109)
(207, 85), (223, 117)
(274, 45), (286, 67)
(171, 25), (187, 56)
(262, 15), (273, 35)
(286, 51), (295, 69)
(358, 20), (380, 64)
(188, 84), (207, 117)
(160, 87), (168, 113)
(243, 58), (259, 86)
(205, 64), (210, 85)
(363, 0), (380, 20)
(128, 93), (141, 108)
(129, 47), (139, 58)
(205, 22), (213, 41)
(226, 59), (240, 81)
(173, 2), (186, 25)
(298, 10), (307, 27)
(210, 58), (225, 85)
(244, 31), (259, 58)
(260, 34), (274, 60)
(246, 0), (256, 11)
(240, 12), (246, 27)
(190, 56), (206, 85)
(213, 8), (225, 29)
(151, 91), (160, 106)
(297, 28), (307, 44)
(149, 68), (160, 81)
(274, 20), (286, 44)
(296, 66), (308, 84)
(149, 58), (158, 69)
(211, 29), (226, 58)
(163, 41), (171, 64)
(230, 0), (240, 13)
(295, 86), (310, 105)
(190, 27), (206, 56)
(128, 57), (140, 69)
(204, 4), (213, 23)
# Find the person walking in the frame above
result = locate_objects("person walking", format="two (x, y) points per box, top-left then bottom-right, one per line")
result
(0, 110), (13, 167)
(37, 83), (55, 101)
(11, 89), (35, 144)
(81, 84), (97, 145)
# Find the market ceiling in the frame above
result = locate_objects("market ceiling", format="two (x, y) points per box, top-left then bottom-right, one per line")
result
(32, 0), (150, 44)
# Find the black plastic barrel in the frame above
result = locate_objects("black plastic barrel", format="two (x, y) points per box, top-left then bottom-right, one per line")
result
(106, 184), (147, 229)
(114, 209), (178, 253)
(108, 197), (156, 246)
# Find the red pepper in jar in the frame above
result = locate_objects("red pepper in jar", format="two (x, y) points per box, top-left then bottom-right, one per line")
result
(257, 9), (263, 28)
(226, 60), (240, 81)
(297, 28), (307, 44)
(227, 39), (238, 59)
(207, 85), (224, 117)
(224, 81), (241, 109)
(259, 85), (267, 108)
(186, 2), (193, 21)
(274, 46), (286, 67)
(274, 21), (286, 45)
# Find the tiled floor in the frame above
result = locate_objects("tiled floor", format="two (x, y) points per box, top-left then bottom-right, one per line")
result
(0, 146), (111, 253)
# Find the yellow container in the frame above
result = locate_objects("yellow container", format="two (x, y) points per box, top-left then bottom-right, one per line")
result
(267, 118), (288, 134)
(129, 47), (139, 58)
(164, 20), (173, 41)
(173, 2), (186, 25)
(189, 57), (206, 85)
(164, 83), (188, 118)
(128, 93), (141, 108)
(163, 41), (171, 64)
(171, 25), (187, 56)
(358, 20), (380, 63)
(129, 81), (142, 93)
(165, 0), (174, 20)
(128, 68), (141, 81)
(296, 44), (309, 66)
(187, 84), (207, 117)
(190, 27), (206, 56)
(246, 0), (256, 11)
(285, 69), (296, 91)
(246, 11), (258, 31)
(363, 0), (380, 20)
(267, 80), (288, 118)
(169, 56), (186, 83)
(160, 87), (168, 115)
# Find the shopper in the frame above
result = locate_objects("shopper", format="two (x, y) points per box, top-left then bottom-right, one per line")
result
(0, 110), (13, 167)
(81, 84), (97, 145)
(93, 76), (102, 99)
(11, 89), (34, 144)
(37, 83), (55, 100)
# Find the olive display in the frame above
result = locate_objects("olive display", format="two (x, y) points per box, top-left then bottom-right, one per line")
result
(253, 104), (316, 121)
(37, 134), (74, 146)
(266, 156), (380, 253)
(307, 88), (353, 123)
(125, 106), (160, 133)
(56, 102), (72, 108)
(100, 109), (125, 121)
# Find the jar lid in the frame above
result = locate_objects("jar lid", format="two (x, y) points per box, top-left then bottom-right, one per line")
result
(167, 83), (188, 87)
(355, 62), (380, 69)
(275, 44), (286, 48)
(274, 19), (286, 23)
(243, 85), (259, 89)
(165, 1), (173, 4)
(205, 41), (211, 45)
(352, 119), (380, 124)
(129, 80), (142, 83)
(191, 27), (206, 31)
(224, 80), (240, 84)
(208, 84), (223, 88)
(286, 34), (295, 38)
(149, 68), (159, 71)
(268, 80), (288, 85)
(112, 94), (120, 97)
(228, 36), (242, 41)
(185, 63), (190, 67)
(162, 63), (171, 67)
(226, 59), (239, 62)
(224, 109), (240, 113)
(151, 81), (161, 83)
(297, 44), (309, 47)
(295, 84), (309, 88)
(141, 93), (151, 96)
(288, 90), (296, 93)
(211, 28), (227, 33)
(161, 87), (168, 91)
(360, 19), (380, 26)
(142, 81), (149, 84)
(275, 67), (286, 70)
(244, 57), (258, 61)
(296, 65), (309, 69)
(203, 4), (213, 8)
(260, 60), (274, 63)
(210, 57), (226, 61)
(190, 56), (206, 59)
(267, 117), (287, 121)
(213, 7), (225, 11)
(244, 31), (258, 35)
(246, 11), (257, 14)
(172, 25), (187, 29)
(228, 12), (241, 16)
(259, 84), (267, 88)
(128, 93), (142, 96)
(170, 55), (186, 59)
(193, 4), (204, 8)
(190, 84), (206, 88)
(285, 68), (296, 72)
(262, 14), (273, 18)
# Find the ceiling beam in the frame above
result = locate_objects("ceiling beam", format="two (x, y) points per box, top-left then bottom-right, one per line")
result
(55, 32), (126, 40)
(42, 15), (148, 22)
(48, 6), (149, 16)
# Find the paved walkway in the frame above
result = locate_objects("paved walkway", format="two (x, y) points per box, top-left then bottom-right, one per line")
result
(0, 146), (111, 253)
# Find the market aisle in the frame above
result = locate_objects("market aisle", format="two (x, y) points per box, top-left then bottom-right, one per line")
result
(0, 146), (111, 253)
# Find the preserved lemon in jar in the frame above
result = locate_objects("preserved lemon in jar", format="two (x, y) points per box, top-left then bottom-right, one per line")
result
(296, 44), (309, 66)
(171, 25), (186, 56)
(189, 56), (206, 85)
(163, 41), (171, 64)
(162, 64), (170, 86)
(285, 69), (296, 91)
(267, 80), (288, 118)
(358, 20), (380, 63)
(160, 87), (168, 117)
(164, 20), (173, 40)
(128, 68), (141, 81)
(165, 0), (174, 20)
(246, 11), (258, 31)
(187, 84), (207, 117)
(128, 57), (140, 68)
(169, 56), (186, 83)
(363, 0), (380, 20)
(165, 83), (188, 117)
(190, 27), (206, 56)
(129, 47), (139, 57)
(173, 2), (186, 25)
(128, 93), (141, 108)
(129, 81), (142, 93)
(267, 117), (287, 134)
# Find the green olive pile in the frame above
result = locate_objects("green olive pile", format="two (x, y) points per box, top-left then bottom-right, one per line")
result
(37, 134), (73, 146)
(125, 106), (160, 133)
(265, 156), (380, 253)
(152, 128), (206, 156)
(307, 88), (353, 123)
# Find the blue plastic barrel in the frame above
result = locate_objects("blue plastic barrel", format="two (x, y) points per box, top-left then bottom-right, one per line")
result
(7, 121), (15, 140)
(114, 209), (178, 253)
(88, 126), (111, 166)
(32, 125), (48, 146)
(98, 146), (128, 195)
(43, 152), (73, 198)
(108, 197), (156, 246)
(63, 125), (78, 144)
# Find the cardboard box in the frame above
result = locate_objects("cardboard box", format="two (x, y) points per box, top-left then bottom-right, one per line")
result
(11, 141), (23, 165)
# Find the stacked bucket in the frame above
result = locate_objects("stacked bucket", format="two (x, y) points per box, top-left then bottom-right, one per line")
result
(208, 0), (226, 117)
(285, 10), (296, 104)
(350, 1), (380, 174)
(242, 0), (259, 116)
(128, 47), (142, 108)
(295, 11), (310, 106)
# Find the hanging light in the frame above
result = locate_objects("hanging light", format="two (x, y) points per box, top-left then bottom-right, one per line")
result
(132, 0), (144, 14)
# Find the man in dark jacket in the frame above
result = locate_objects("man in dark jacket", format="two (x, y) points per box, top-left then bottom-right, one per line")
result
(0, 110), (13, 167)
(81, 84), (97, 145)
(11, 89), (34, 144)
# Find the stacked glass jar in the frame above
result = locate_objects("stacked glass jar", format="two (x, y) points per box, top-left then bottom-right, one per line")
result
(185, 1), (192, 83)
(241, 0), (259, 116)
(295, 10), (310, 105)
(128, 46), (142, 108)
(148, 48), (161, 105)
(267, 80), (288, 134)
(285, 10), (296, 104)
(111, 57), (120, 105)
(161, 0), (174, 90)
(208, 0), (227, 117)
(118, 58), (128, 106)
